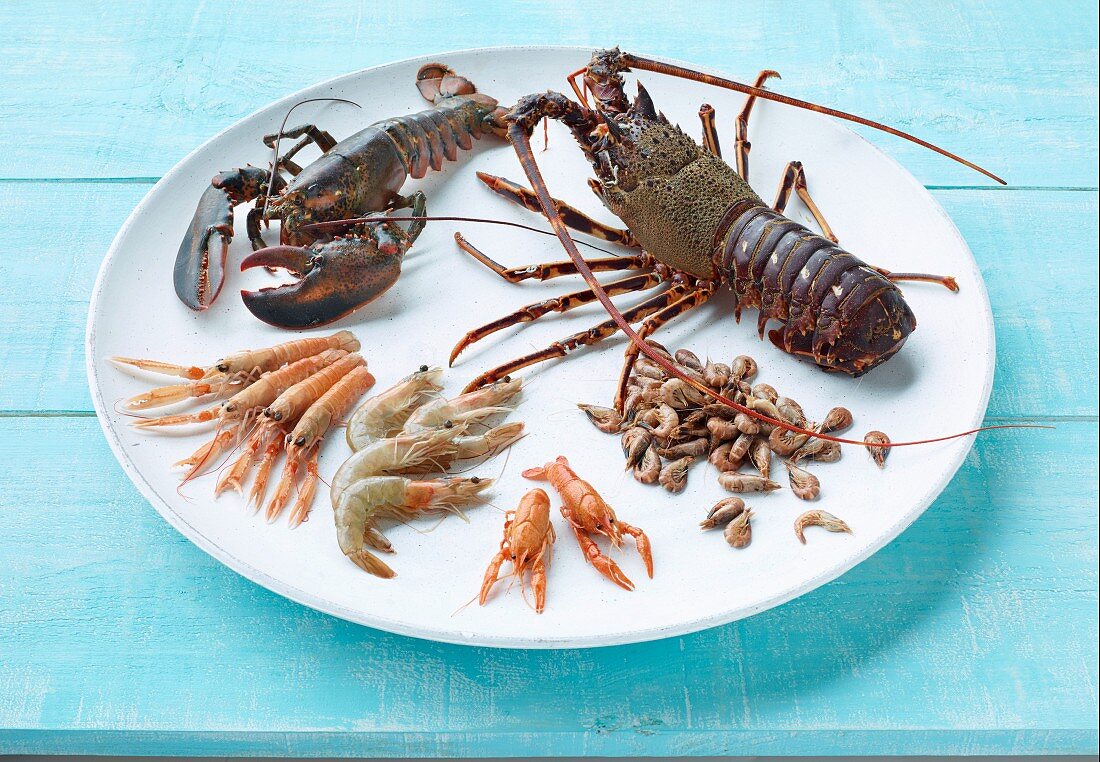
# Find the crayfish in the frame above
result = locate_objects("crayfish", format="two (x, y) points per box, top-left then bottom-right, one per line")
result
(174, 63), (506, 327)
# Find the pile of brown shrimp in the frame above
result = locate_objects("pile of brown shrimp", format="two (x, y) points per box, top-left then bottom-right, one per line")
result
(113, 331), (375, 527)
(579, 339), (873, 548)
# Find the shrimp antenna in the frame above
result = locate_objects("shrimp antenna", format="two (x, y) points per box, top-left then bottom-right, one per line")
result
(618, 53), (1006, 185)
(262, 97), (362, 219)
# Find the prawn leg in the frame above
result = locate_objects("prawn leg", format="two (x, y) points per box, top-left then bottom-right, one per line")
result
(249, 431), (284, 509)
(215, 427), (267, 497)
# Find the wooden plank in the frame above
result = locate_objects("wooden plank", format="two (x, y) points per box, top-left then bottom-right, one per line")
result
(0, 182), (1094, 416)
(0, 1), (1095, 186)
(0, 417), (1095, 756)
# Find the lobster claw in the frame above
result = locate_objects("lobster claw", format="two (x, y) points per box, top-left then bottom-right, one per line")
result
(174, 184), (234, 310)
(240, 235), (404, 329)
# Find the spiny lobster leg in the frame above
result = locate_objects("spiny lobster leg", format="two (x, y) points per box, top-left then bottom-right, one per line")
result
(698, 104), (722, 158)
(735, 70), (782, 180)
(476, 172), (639, 247)
(450, 272), (664, 365)
(454, 233), (651, 283)
(876, 268), (960, 292)
(614, 282), (719, 410)
(772, 160), (838, 243)
(770, 163), (957, 291)
(461, 283), (693, 392)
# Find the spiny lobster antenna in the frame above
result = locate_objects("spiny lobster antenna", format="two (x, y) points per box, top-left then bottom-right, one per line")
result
(504, 121), (1042, 448)
(619, 52), (1006, 185)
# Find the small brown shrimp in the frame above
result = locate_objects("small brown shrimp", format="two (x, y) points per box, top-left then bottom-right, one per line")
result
(112, 330), (360, 401)
(270, 365), (377, 526)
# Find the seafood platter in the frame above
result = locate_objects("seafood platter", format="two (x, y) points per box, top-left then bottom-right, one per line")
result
(88, 46), (1000, 647)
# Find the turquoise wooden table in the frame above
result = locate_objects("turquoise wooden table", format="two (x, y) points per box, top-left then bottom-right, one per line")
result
(1, 1), (1096, 757)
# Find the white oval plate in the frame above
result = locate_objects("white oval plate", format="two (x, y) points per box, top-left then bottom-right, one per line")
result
(87, 47), (993, 648)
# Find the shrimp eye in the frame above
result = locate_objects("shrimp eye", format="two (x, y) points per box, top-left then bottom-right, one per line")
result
(444, 420), (454, 429)
(419, 364), (429, 372)
(511, 553), (516, 560)
(217, 363), (229, 372)
(595, 522), (603, 529)
(295, 436), (306, 446)
(471, 477), (481, 484)
(273, 411), (282, 421)
(503, 375), (511, 382)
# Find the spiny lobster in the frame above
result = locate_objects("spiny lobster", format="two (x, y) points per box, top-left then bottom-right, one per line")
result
(312, 48), (1039, 449)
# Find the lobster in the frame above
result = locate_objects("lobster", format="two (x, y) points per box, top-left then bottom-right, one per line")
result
(173, 63), (506, 328)
(440, 48), (1030, 451)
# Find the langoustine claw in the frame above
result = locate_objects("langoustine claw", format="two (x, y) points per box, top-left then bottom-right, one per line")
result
(523, 456), (652, 591)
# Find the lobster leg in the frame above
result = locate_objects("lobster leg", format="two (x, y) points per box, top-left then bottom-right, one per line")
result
(450, 272), (664, 365)
(734, 70), (782, 180)
(461, 284), (692, 392)
(476, 172), (639, 247)
(772, 160), (838, 243)
(454, 233), (652, 283)
(614, 283), (719, 409)
(698, 104), (722, 158)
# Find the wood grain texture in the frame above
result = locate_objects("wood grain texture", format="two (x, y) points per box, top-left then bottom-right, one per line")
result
(0, 1), (1095, 186)
(0, 0), (1096, 756)
(0, 184), (1094, 416)
(0, 419), (1095, 757)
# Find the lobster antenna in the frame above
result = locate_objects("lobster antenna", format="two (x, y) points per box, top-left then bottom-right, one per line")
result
(302, 215), (618, 256)
(620, 53), (1007, 185)
(261, 97), (362, 219)
(504, 122), (1043, 448)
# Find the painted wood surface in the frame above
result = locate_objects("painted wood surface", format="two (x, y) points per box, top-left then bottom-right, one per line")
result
(0, 0), (1096, 757)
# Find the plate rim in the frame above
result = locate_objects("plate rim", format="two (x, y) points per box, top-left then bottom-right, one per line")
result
(85, 44), (996, 649)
